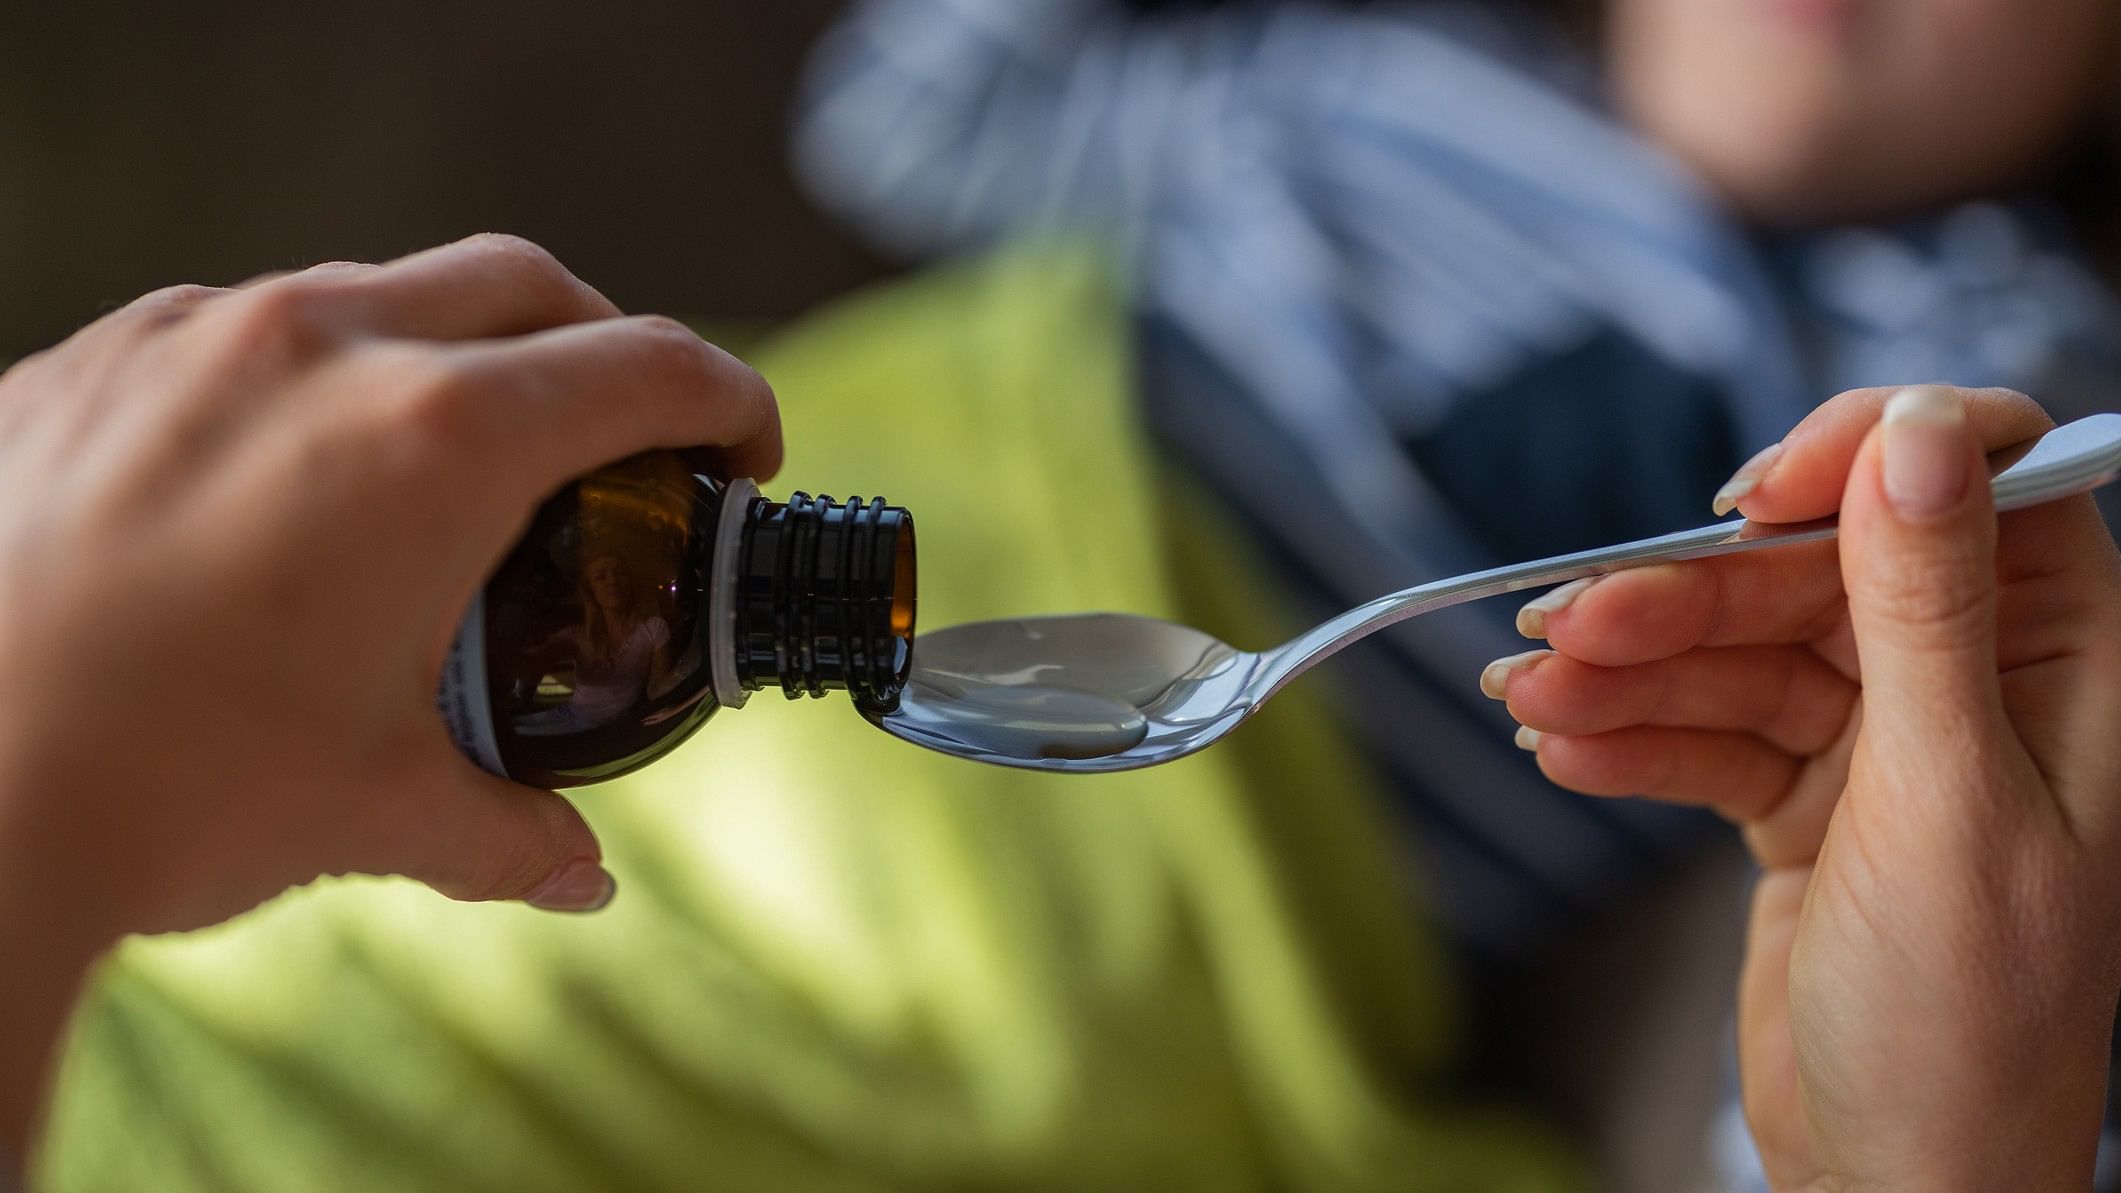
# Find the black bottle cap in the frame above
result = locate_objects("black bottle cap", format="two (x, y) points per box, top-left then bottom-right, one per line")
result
(731, 493), (916, 709)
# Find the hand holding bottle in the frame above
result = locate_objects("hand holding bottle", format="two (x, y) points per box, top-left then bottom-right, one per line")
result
(1489, 386), (2121, 1189)
(0, 237), (788, 1158)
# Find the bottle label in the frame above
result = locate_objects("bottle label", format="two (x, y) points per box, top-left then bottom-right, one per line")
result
(437, 594), (506, 776)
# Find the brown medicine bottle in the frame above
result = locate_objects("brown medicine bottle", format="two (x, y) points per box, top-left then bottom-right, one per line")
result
(436, 450), (916, 788)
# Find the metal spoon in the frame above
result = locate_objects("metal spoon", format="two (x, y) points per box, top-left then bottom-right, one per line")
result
(868, 414), (2121, 773)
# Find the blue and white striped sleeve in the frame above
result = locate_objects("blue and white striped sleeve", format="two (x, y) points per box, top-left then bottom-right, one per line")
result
(791, 0), (1274, 258)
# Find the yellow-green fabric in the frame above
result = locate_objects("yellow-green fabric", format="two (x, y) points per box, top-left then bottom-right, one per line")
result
(36, 246), (1581, 1192)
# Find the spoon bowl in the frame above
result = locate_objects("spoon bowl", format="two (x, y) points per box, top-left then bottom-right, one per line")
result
(870, 414), (2121, 772)
(871, 614), (1263, 771)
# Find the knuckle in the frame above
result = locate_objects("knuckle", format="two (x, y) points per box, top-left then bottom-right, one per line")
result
(447, 852), (551, 903)
(390, 356), (498, 448)
(1757, 650), (1807, 732)
(134, 282), (226, 312)
(344, 346), (496, 468)
(1644, 738), (1682, 794)
(627, 315), (725, 382)
(629, 313), (709, 360)
(217, 281), (338, 358)
(0, 345), (56, 386)
(632, 312), (701, 345)
(100, 284), (227, 336)
(1830, 384), (1903, 407)
(1638, 657), (1678, 725)
(443, 797), (584, 904)
(620, 316), (772, 401)
(466, 231), (565, 278)
(465, 230), (547, 258)
(1856, 559), (1994, 635)
(464, 232), (597, 315)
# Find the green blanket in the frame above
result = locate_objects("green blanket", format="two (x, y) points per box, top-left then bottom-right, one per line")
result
(36, 246), (1580, 1192)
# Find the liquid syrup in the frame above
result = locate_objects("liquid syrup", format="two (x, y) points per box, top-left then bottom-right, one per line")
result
(864, 614), (1243, 765)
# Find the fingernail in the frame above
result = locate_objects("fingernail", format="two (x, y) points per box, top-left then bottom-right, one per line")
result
(527, 859), (617, 913)
(1479, 650), (1551, 700)
(1516, 578), (1597, 639)
(1513, 726), (1544, 752)
(1881, 386), (1968, 520)
(1711, 443), (1785, 517)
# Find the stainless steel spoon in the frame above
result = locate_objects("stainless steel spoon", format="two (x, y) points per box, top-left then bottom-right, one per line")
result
(868, 414), (2121, 773)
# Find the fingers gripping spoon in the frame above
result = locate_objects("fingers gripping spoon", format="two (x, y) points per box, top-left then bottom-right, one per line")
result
(869, 414), (2121, 773)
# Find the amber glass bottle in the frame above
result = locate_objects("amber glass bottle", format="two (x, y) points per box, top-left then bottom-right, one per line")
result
(436, 450), (916, 788)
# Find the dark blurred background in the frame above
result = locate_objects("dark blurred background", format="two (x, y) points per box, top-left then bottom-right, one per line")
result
(0, 1), (892, 358)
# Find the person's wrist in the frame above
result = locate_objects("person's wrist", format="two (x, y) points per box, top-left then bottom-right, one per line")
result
(1814, 1036), (2111, 1193)
(0, 727), (141, 959)
(0, 734), (129, 1169)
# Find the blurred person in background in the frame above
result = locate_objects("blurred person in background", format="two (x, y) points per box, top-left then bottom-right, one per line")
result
(791, 0), (2121, 1185)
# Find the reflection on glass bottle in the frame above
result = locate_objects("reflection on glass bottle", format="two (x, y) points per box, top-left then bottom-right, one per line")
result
(513, 552), (676, 736)
(436, 450), (916, 788)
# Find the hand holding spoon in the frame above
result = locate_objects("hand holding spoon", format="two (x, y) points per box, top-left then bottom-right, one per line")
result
(869, 414), (2121, 772)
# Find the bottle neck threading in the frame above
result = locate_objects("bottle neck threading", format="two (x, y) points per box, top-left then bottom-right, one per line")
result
(730, 492), (916, 710)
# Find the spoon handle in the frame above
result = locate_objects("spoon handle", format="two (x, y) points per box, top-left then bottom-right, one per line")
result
(1261, 413), (2121, 700)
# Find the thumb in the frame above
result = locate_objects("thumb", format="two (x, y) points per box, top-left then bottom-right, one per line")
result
(374, 758), (616, 913)
(1839, 385), (2005, 745)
